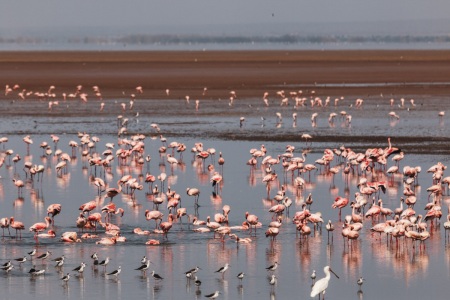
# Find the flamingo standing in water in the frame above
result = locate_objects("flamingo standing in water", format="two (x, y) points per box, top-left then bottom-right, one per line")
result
(159, 214), (174, 238)
(9, 217), (25, 238)
(186, 187), (200, 206)
(331, 197), (349, 220)
(12, 179), (25, 197)
(79, 200), (97, 214)
(0, 217), (11, 237)
(245, 212), (259, 234)
(210, 172), (223, 193)
(29, 217), (52, 243)
(47, 203), (62, 223)
(104, 180), (123, 201)
(145, 210), (164, 229)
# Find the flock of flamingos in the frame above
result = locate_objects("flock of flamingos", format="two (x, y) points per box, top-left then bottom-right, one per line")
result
(1, 83), (450, 299)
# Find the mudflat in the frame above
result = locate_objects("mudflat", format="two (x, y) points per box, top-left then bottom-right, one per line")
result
(1, 50), (450, 99)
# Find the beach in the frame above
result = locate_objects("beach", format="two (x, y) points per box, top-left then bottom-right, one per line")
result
(2, 50), (450, 99)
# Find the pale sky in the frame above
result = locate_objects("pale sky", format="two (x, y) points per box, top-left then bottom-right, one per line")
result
(1, 0), (449, 35)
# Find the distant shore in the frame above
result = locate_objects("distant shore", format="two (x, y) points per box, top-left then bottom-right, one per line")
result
(1, 50), (450, 99)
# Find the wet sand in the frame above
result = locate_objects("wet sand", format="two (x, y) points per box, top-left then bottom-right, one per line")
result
(2, 50), (450, 99)
(1, 50), (450, 152)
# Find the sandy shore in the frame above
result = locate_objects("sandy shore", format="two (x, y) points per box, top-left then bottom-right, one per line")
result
(1, 50), (450, 99)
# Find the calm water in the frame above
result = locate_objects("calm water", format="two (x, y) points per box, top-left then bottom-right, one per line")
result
(2, 42), (450, 51)
(0, 96), (449, 300)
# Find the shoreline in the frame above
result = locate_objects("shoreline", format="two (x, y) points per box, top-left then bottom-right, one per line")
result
(1, 50), (450, 99)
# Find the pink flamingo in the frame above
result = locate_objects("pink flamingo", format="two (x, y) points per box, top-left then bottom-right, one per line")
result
(218, 152), (225, 173)
(222, 205), (231, 222)
(29, 217), (52, 242)
(245, 212), (259, 234)
(104, 180), (123, 201)
(210, 172), (223, 193)
(365, 199), (381, 219)
(96, 237), (117, 245)
(186, 187), (201, 206)
(159, 214), (174, 238)
(12, 179), (25, 197)
(0, 217), (11, 237)
(331, 197), (349, 219)
(269, 204), (285, 219)
(79, 200), (96, 214)
(265, 227), (279, 241)
(87, 213), (102, 231)
(206, 216), (221, 237)
(9, 216), (25, 238)
(37, 230), (56, 238)
(76, 213), (87, 232)
(47, 203), (62, 222)
(61, 232), (81, 242)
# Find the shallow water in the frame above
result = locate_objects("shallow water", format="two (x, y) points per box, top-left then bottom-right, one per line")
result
(0, 96), (449, 300)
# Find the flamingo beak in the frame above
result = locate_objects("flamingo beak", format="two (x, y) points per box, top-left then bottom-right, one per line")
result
(330, 268), (339, 279)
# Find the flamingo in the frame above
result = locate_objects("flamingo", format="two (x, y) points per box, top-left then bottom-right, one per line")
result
(265, 227), (279, 241)
(331, 197), (349, 219)
(29, 217), (52, 242)
(37, 230), (56, 238)
(210, 172), (223, 193)
(79, 200), (96, 214)
(186, 187), (200, 206)
(76, 213), (87, 232)
(145, 210), (164, 228)
(245, 211), (259, 234)
(159, 214), (174, 238)
(12, 179), (25, 197)
(204, 216), (220, 237)
(104, 180), (123, 201)
(9, 217), (25, 238)
(47, 203), (62, 222)
(0, 217), (11, 237)
(325, 220), (334, 243)
(365, 198), (381, 219)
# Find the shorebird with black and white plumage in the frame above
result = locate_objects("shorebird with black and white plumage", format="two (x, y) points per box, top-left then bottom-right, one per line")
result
(357, 277), (365, 291)
(106, 266), (121, 277)
(3, 265), (13, 273)
(91, 253), (99, 268)
(91, 252), (98, 261)
(55, 257), (65, 268)
(194, 276), (201, 290)
(237, 272), (245, 282)
(266, 262), (279, 272)
(61, 273), (70, 284)
(215, 263), (229, 278)
(135, 260), (151, 275)
(1, 261), (12, 270)
(185, 266), (201, 280)
(37, 251), (52, 262)
(28, 248), (37, 258)
(52, 255), (65, 263)
(73, 262), (86, 274)
(151, 270), (164, 280)
(14, 256), (27, 265)
(204, 291), (220, 299)
(269, 274), (277, 289)
(311, 269), (316, 284)
(140, 256), (148, 265)
(29, 265), (45, 276)
(98, 257), (110, 270)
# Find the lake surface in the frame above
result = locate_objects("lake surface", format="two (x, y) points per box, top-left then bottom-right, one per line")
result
(0, 95), (449, 300)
